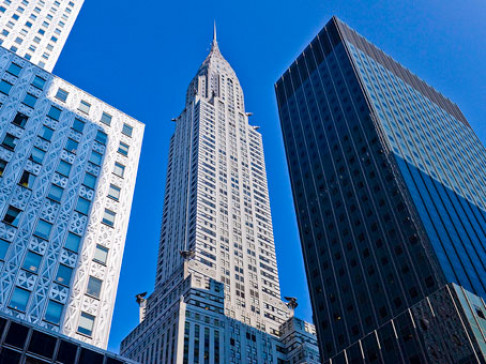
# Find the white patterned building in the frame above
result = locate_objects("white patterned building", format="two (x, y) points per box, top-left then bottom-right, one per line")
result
(120, 30), (318, 364)
(0, 46), (144, 349)
(0, 0), (84, 72)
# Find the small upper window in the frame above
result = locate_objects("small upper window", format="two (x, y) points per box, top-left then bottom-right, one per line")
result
(72, 118), (85, 133)
(32, 76), (46, 90)
(75, 197), (90, 215)
(113, 162), (125, 178)
(47, 184), (63, 202)
(44, 300), (63, 324)
(9, 287), (30, 312)
(100, 112), (112, 126)
(83, 173), (96, 189)
(34, 220), (53, 240)
(95, 130), (107, 145)
(108, 184), (121, 201)
(118, 142), (129, 156)
(89, 151), (102, 166)
(122, 123), (133, 137)
(77, 312), (95, 336)
(64, 138), (78, 153)
(22, 251), (42, 273)
(78, 100), (90, 114)
(30, 147), (46, 164)
(3, 206), (22, 227)
(19, 170), (35, 188)
(86, 276), (102, 299)
(55, 88), (69, 102)
(40, 125), (54, 141)
(2, 133), (18, 150)
(93, 244), (108, 264)
(23, 93), (38, 108)
(55, 264), (73, 286)
(0, 80), (13, 95)
(6, 63), (22, 77)
(47, 106), (62, 120)
(64, 232), (81, 253)
(102, 209), (115, 227)
(57, 160), (72, 177)
(12, 112), (28, 128)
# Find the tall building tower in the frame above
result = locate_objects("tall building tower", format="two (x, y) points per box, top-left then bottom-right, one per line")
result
(276, 17), (486, 363)
(0, 0), (84, 72)
(121, 30), (319, 364)
(0, 48), (144, 349)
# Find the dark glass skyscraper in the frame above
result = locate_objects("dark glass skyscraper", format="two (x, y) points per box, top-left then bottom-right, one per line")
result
(276, 16), (486, 363)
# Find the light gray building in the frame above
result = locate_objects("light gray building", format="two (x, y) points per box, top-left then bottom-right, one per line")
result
(120, 30), (318, 364)
(0, 0), (84, 72)
(0, 0), (145, 350)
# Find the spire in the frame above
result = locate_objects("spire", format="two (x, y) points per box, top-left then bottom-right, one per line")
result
(209, 21), (221, 56)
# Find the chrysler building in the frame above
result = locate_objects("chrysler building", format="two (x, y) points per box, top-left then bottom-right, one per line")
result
(120, 28), (319, 363)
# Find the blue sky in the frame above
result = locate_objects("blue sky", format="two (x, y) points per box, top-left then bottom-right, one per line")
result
(52, 0), (485, 352)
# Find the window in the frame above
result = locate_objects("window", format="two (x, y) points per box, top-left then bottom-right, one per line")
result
(113, 162), (125, 178)
(55, 88), (68, 102)
(102, 209), (115, 227)
(108, 184), (121, 201)
(64, 232), (80, 252)
(32, 75), (46, 90)
(95, 130), (107, 145)
(89, 151), (102, 166)
(34, 220), (52, 240)
(93, 244), (108, 264)
(72, 118), (84, 133)
(10, 287), (30, 311)
(2, 133), (18, 150)
(0, 159), (6, 176)
(100, 112), (112, 126)
(57, 160), (71, 176)
(23, 93), (38, 108)
(19, 170), (35, 188)
(3, 206), (21, 227)
(47, 184), (63, 202)
(40, 125), (54, 141)
(75, 197), (90, 215)
(0, 238), (10, 260)
(44, 300), (63, 324)
(64, 138), (78, 153)
(118, 142), (129, 156)
(55, 264), (72, 286)
(47, 105), (61, 120)
(6, 63), (22, 77)
(12, 112), (28, 128)
(122, 123), (133, 137)
(77, 312), (95, 336)
(0, 80), (13, 95)
(81, 172), (96, 190)
(86, 276), (102, 299)
(78, 100), (90, 114)
(30, 147), (45, 163)
(22, 251), (42, 273)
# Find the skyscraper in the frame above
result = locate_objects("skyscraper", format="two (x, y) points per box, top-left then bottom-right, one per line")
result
(276, 17), (486, 363)
(121, 30), (319, 364)
(0, 0), (84, 72)
(0, 0), (144, 351)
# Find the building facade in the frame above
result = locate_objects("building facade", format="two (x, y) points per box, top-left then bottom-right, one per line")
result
(0, 46), (144, 348)
(0, 0), (84, 72)
(275, 16), (486, 363)
(121, 31), (319, 363)
(0, 310), (136, 363)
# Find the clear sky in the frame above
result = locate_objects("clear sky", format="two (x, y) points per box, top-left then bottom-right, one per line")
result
(52, 0), (485, 353)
